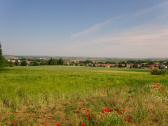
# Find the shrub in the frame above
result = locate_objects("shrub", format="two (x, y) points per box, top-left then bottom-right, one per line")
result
(151, 68), (166, 75)
(21, 60), (27, 66)
(30, 61), (40, 66)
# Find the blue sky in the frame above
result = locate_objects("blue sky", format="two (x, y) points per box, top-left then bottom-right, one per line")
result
(0, 0), (168, 57)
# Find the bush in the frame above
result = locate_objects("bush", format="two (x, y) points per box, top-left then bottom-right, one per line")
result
(151, 68), (166, 75)
(0, 57), (8, 68)
(21, 60), (27, 66)
(30, 61), (40, 66)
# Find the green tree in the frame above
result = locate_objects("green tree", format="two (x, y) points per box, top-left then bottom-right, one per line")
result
(48, 58), (57, 65)
(30, 61), (40, 66)
(0, 43), (6, 67)
(21, 60), (27, 66)
(57, 58), (64, 65)
(151, 68), (166, 75)
(0, 43), (2, 57)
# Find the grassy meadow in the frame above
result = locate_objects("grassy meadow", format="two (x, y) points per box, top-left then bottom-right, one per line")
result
(0, 66), (168, 126)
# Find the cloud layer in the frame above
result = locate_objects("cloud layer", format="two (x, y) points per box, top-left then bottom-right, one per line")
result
(61, 1), (168, 58)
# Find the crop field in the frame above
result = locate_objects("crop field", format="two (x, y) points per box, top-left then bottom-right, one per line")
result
(0, 66), (168, 126)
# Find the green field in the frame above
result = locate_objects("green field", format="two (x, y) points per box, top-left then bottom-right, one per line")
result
(0, 66), (168, 126)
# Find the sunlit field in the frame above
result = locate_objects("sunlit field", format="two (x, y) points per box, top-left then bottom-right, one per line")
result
(0, 66), (168, 126)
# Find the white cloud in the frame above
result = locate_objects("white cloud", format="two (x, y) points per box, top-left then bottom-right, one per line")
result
(71, 1), (168, 39)
(62, 1), (168, 58)
(70, 16), (121, 39)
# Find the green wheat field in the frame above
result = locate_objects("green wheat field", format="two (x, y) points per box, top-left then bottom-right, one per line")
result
(0, 66), (168, 126)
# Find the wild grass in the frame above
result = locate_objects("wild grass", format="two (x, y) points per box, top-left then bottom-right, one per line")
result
(0, 66), (168, 126)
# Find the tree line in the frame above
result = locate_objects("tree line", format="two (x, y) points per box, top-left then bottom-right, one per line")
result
(0, 43), (7, 68)
(9, 58), (64, 66)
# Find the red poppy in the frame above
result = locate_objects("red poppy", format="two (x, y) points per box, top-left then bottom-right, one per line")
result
(85, 113), (91, 121)
(12, 120), (17, 126)
(82, 122), (86, 126)
(56, 123), (61, 126)
(102, 107), (113, 113)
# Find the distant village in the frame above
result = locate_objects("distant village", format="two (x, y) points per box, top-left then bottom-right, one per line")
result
(5, 55), (168, 70)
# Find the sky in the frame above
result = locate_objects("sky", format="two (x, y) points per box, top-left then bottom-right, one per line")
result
(0, 0), (168, 58)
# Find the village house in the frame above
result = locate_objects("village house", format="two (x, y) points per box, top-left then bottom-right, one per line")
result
(149, 64), (159, 69)
(8, 59), (21, 64)
(126, 64), (134, 68)
(95, 64), (114, 68)
(159, 64), (168, 69)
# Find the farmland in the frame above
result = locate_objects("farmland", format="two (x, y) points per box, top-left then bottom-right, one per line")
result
(0, 66), (168, 126)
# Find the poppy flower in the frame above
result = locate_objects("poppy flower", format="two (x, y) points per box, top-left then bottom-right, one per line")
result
(102, 107), (113, 113)
(84, 110), (91, 121)
(56, 123), (61, 126)
(85, 113), (91, 121)
(81, 122), (86, 126)
(12, 120), (17, 126)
